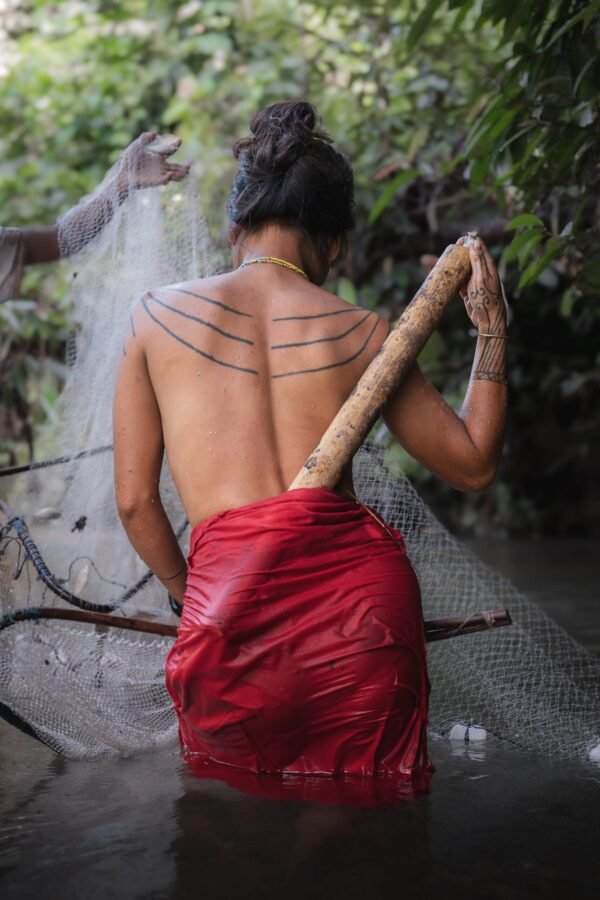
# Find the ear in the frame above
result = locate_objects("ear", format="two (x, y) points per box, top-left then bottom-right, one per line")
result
(229, 224), (247, 268)
(227, 224), (241, 248)
(328, 236), (342, 263)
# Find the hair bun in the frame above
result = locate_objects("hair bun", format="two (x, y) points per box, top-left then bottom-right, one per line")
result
(250, 100), (316, 138)
(228, 99), (355, 254)
(234, 100), (328, 173)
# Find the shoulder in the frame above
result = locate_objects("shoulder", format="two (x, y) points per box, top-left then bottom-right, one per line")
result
(299, 283), (391, 333)
(153, 272), (235, 298)
(299, 285), (390, 375)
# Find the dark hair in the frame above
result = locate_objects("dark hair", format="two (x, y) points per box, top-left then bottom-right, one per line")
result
(227, 100), (355, 262)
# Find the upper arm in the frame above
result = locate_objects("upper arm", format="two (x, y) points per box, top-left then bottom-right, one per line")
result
(21, 227), (60, 264)
(381, 363), (487, 491)
(113, 307), (164, 510)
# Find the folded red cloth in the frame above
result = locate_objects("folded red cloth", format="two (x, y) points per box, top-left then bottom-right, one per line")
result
(165, 487), (434, 784)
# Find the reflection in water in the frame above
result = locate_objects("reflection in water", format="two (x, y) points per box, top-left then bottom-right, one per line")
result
(3, 723), (600, 900)
(0, 731), (183, 900)
(1, 724), (433, 900)
(170, 766), (432, 900)
(184, 753), (434, 807)
(448, 742), (489, 763)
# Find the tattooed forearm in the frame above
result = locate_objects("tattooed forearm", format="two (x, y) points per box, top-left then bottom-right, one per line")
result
(472, 332), (508, 386)
(473, 370), (508, 385)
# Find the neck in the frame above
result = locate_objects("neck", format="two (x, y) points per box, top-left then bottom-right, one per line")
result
(234, 224), (305, 269)
(231, 223), (329, 285)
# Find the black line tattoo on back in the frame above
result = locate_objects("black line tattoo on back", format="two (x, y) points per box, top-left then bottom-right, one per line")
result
(147, 292), (253, 345)
(175, 288), (253, 318)
(140, 295), (258, 376)
(272, 318), (379, 379)
(271, 312), (371, 350)
(129, 313), (136, 338)
(273, 306), (365, 322)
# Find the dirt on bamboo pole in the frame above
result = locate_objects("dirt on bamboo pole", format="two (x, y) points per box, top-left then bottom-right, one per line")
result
(288, 239), (473, 491)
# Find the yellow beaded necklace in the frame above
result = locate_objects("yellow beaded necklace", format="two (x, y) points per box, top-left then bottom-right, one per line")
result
(238, 255), (309, 280)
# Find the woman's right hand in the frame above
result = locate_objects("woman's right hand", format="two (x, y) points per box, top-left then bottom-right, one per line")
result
(457, 235), (507, 336)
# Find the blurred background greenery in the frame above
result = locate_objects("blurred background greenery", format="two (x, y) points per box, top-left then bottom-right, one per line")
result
(0, 0), (598, 536)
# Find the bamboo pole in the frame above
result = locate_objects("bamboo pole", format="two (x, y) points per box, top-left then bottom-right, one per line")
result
(289, 240), (472, 491)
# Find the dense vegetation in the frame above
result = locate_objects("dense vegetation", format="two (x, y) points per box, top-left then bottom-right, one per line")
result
(1, 0), (598, 535)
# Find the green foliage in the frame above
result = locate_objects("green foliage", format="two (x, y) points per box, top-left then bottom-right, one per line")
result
(0, 0), (598, 534)
(0, 295), (67, 463)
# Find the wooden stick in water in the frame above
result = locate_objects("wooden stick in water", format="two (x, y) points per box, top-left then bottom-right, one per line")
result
(288, 240), (472, 491)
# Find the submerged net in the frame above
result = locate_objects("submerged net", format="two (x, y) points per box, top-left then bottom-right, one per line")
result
(1, 154), (598, 762)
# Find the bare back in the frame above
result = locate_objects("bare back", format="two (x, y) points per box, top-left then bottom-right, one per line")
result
(130, 266), (388, 527)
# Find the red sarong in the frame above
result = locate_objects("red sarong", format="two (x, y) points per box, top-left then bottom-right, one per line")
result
(165, 487), (434, 784)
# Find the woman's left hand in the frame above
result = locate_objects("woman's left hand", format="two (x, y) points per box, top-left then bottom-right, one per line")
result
(457, 235), (507, 336)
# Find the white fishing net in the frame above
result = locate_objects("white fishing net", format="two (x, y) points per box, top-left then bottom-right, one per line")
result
(1, 155), (598, 762)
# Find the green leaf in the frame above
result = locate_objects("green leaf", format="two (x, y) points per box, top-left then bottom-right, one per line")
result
(406, 126), (429, 163)
(516, 231), (544, 267)
(559, 288), (577, 318)
(574, 55), (598, 96)
(467, 107), (517, 155)
(544, 8), (590, 49)
(504, 214), (545, 231)
(464, 95), (506, 155)
(518, 236), (563, 289)
(368, 169), (418, 225)
(503, 228), (540, 264)
(580, 257), (600, 290)
(469, 154), (491, 184)
(452, 4), (472, 31)
(337, 277), (357, 304)
(418, 329), (446, 370)
(407, 0), (444, 49)
(584, 3), (600, 29)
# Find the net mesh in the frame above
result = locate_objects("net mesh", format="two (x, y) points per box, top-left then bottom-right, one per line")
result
(1, 155), (598, 762)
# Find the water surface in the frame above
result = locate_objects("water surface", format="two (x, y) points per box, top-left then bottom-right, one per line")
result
(1, 540), (599, 899)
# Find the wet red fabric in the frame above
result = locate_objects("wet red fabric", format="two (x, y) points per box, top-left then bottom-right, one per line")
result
(165, 487), (435, 784)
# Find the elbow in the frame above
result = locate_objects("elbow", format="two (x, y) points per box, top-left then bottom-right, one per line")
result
(460, 462), (497, 493)
(464, 472), (496, 493)
(116, 490), (160, 524)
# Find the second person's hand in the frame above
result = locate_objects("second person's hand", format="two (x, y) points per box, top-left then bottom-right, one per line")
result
(117, 132), (192, 194)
